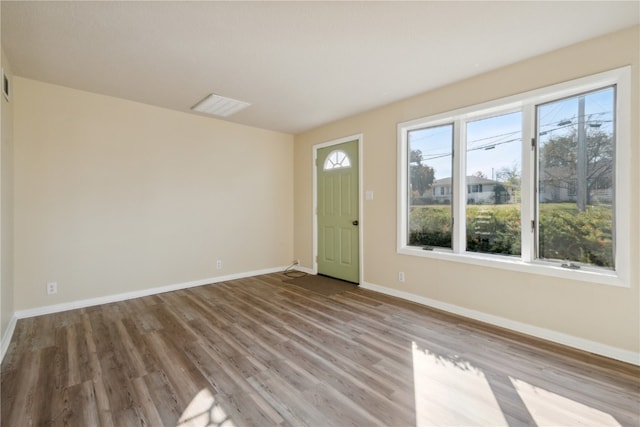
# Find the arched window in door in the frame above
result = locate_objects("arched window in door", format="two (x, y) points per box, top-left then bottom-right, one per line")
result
(323, 150), (351, 170)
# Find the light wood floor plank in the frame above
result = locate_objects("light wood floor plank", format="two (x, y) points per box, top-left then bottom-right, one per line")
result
(2, 272), (639, 426)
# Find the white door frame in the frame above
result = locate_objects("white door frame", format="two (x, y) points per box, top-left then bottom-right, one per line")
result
(312, 134), (364, 282)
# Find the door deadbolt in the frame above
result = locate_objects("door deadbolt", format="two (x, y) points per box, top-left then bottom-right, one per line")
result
(352, 220), (359, 226)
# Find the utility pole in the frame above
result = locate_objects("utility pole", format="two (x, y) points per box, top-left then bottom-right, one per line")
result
(576, 96), (587, 212)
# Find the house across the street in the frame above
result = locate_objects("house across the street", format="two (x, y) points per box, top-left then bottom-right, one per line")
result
(431, 176), (517, 204)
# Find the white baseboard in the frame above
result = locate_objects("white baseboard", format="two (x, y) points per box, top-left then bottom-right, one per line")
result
(14, 266), (288, 320)
(1, 266), (288, 363)
(291, 265), (315, 275)
(360, 280), (640, 366)
(5, 270), (636, 367)
(0, 314), (18, 363)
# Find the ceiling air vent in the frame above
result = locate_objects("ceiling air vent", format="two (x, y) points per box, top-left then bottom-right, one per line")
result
(191, 93), (250, 117)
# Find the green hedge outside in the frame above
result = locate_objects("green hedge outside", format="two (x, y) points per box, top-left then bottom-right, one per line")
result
(408, 203), (613, 267)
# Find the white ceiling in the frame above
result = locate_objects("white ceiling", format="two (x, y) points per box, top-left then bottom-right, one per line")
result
(2, 1), (638, 134)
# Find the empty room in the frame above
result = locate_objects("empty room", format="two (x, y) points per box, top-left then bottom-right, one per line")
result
(1, 2), (639, 426)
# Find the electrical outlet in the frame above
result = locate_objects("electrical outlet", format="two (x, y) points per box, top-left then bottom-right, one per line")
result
(216, 259), (223, 270)
(398, 272), (405, 282)
(47, 282), (58, 295)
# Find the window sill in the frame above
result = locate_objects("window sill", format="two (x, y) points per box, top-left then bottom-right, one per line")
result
(398, 246), (627, 288)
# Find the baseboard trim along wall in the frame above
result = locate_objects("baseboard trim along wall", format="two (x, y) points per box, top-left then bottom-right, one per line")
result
(360, 280), (640, 367)
(292, 265), (315, 275)
(4, 270), (637, 366)
(0, 266), (288, 362)
(0, 315), (18, 363)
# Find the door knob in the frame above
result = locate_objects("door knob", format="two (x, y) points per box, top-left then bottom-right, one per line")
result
(352, 220), (359, 226)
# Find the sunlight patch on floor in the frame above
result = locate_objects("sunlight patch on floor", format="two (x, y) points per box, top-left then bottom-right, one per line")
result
(510, 377), (621, 426)
(177, 388), (236, 427)
(412, 342), (508, 426)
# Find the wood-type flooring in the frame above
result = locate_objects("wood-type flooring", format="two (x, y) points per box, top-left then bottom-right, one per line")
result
(2, 273), (639, 426)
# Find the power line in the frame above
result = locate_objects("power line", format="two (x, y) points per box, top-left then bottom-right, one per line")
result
(410, 112), (613, 162)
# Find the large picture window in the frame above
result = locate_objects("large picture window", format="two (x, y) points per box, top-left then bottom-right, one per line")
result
(397, 68), (630, 286)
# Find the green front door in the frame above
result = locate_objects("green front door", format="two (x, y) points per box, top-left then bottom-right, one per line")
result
(317, 140), (359, 283)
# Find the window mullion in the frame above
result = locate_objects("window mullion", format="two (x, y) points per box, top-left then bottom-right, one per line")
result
(521, 104), (535, 262)
(453, 119), (466, 254)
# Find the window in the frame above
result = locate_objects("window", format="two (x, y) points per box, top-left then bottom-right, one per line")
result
(537, 87), (615, 268)
(324, 150), (351, 170)
(408, 123), (453, 249)
(398, 67), (630, 286)
(466, 111), (522, 256)
(468, 184), (484, 194)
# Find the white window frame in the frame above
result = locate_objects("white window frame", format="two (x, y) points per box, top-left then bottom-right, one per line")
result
(397, 67), (631, 287)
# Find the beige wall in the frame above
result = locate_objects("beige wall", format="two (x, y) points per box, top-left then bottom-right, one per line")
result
(1, 49), (15, 337)
(294, 26), (640, 354)
(14, 77), (293, 310)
